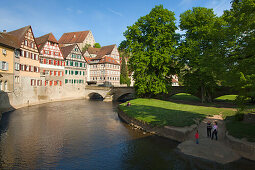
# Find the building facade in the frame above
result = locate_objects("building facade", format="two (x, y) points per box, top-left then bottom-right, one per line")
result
(58, 30), (95, 51)
(0, 32), (20, 92)
(36, 33), (65, 86)
(8, 26), (41, 87)
(87, 56), (120, 86)
(60, 44), (87, 86)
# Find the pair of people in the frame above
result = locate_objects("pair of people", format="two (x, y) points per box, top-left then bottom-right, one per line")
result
(195, 121), (218, 144)
(207, 121), (218, 140)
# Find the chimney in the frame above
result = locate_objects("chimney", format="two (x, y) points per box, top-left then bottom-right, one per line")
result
(3, 30), (6, 33)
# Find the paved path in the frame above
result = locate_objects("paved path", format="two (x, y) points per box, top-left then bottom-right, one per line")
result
(177, 115), (241, 164)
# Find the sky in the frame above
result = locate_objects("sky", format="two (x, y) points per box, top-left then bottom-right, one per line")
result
(0, 0), (232, 47)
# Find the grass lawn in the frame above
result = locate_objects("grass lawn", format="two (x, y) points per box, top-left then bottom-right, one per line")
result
(214, 95), (237, 102)
(119, 98), (235, 127)
(226, 119), (255, 142)
(170, 93), (200, 102)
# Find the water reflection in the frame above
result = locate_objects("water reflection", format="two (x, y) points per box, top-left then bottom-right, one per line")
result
(0, 100), (254, 169)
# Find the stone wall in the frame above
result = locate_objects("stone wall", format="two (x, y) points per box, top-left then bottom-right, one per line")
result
(0, 77), (86, 113)
(226, 132), (255, 161)
(117, 107), (197, 142)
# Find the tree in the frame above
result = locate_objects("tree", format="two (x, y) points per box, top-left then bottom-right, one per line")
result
(222, 0), (255, 104)
(121, 5), (179, 96)
(120, 55), (131, 86)
(179, 7), (226, 102)
(94, 43), (101, 48)
(82, 44), (91, 53)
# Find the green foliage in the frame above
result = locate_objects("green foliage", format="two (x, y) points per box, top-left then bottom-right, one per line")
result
(119, 98), (235, 127)
(94, 43), (101, 48)
(222, 0), (255, 105)
(82, 44), (91, 53)
(178, 7), (227, 103)
(120, 55), (131, 86)
(234, 111), (244, 121)
(122, 5), (179, 96)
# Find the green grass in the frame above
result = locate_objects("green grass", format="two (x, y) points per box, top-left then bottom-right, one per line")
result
(119, 98), (235, 127)
(226, 119), (255, 142)
(170, 93), (200, 102)
(214, 95), (237, 102)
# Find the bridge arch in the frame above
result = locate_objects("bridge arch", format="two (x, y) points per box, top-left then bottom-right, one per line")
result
(115, 92), (135, 102)
(88, 92), (104, 101)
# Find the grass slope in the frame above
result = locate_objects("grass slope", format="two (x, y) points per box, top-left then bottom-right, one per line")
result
(119, 98), (235, 127)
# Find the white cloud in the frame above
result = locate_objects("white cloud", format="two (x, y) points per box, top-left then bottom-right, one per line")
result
(206, 0), (232, 16)
(107, 8), (122, 17)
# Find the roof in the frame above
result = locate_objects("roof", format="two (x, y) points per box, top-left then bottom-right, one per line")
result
(90, 55), (120, 65)
(58, 30), (90, 44)
(7, 25), (31, 47)
(35, 33), (58, 51)
(60, 44), (76, 59)
(0, 32), (19, 49)
(96, 44), (116, 58)
(172, 78), (178, 83)
(87, 47), (101, 55)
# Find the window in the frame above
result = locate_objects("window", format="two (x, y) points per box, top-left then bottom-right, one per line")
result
(15, 63), (20, 70)
(65, 70), (68, 75)
(15, 76), (20, 83)
(31, 42), (34, 48)
(24, 40), (28, 46)
(1, 61), (8, 71)
(65, 79), (68, 84)
(0, 81), (2, 91)
(2, 49), (7, 55)
(4, 81), (7, 91)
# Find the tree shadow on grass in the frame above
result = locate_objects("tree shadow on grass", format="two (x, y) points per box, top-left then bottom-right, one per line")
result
(120, 104), (206, 127)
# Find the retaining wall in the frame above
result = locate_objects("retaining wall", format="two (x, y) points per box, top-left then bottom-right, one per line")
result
(226, 132), (255, 161)
(117, 107), (197, 142)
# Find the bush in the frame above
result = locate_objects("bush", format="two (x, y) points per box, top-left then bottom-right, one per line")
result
(235, 111), (244, 121)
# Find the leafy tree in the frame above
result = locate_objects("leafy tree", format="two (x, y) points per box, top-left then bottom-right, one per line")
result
(120, 55), (131, 86)
(82, 44), (91, 53)
(222, 0), (255, 104)
(179, 7), (226, 102)
(94, 43), (101, 48)
(122, 5), (179, 96)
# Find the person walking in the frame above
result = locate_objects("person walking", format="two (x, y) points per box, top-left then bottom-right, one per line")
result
(211, 122), (218, 140)
(207, 121), (212, 138)
(195, 130), (199, 144)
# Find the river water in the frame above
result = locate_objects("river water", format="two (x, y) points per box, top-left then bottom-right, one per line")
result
(0, 100), (254, 169)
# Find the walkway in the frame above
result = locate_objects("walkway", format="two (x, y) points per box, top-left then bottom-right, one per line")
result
(177, 115), (241, 164)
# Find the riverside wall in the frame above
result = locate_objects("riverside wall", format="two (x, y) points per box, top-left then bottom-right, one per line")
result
(226, 132), (255, 161)
(0, 77), (86, 115)
(117, 107), (197, 142)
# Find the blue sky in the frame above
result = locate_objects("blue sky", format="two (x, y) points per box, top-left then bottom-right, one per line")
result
(0, 0), (232, 46)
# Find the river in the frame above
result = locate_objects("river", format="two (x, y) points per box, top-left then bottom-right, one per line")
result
(0, 99), (254, 169)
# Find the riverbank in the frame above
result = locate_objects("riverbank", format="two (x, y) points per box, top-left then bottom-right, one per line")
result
(118, 98), (255, 163)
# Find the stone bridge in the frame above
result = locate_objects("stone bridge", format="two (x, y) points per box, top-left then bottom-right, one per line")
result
(85, 86), (237, 101)
(85, 86), (135, 101)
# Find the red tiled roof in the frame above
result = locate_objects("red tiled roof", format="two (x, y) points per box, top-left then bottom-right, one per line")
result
(58, 31), (90, 44)
(96, 44), (116, 58)
(172, 78), (178, 83)
(0, 32), (19, 49)
(8, 25), (31, 47)
(35, 33), (58, 51)
(60, 44), (76, 59)
(90, 55), (119, 65)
